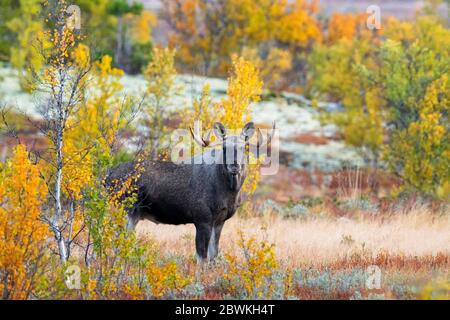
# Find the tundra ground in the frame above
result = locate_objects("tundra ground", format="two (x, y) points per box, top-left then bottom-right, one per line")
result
(137, 206), (450, 299)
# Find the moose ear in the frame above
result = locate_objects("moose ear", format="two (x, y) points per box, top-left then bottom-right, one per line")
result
(213, 122), (227, 139)
(241, 122), (255, 140)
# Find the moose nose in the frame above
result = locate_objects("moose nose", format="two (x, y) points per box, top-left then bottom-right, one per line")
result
(229, 165), (240, 175)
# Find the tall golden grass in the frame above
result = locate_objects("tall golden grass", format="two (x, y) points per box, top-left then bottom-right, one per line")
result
(137, 205), (450, 268)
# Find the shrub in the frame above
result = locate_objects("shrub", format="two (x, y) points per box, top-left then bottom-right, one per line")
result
(224, 231), (277, 299)
(0, 144), (50, 299)
(147, 260), (191, 298)
(420, 277), (450, 300)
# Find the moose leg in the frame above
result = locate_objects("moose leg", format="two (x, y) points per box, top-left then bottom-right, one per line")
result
(195, 223), (212, 264)
(208, 221), (224, 261)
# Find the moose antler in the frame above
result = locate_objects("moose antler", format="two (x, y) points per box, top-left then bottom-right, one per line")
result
(190, 120), (223, 148)
(249, 122), (276, 156)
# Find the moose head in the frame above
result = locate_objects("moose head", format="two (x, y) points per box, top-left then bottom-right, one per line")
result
(190, 121), (276, 191)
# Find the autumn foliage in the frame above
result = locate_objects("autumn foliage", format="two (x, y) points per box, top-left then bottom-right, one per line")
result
(224, 231), (277, 298)
(163, 0), (321, 90)
(309, 12), (450, 198)
(0, 145), (49, 299)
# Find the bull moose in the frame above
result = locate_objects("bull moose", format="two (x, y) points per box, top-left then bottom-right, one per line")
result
(106, 122), (275, 263)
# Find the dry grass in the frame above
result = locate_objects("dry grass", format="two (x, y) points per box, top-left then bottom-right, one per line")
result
(137, 206), (450, 269)
(134, 206), (450, 299)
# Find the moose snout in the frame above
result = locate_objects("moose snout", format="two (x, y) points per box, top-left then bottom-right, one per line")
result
(228, 164), (241, 175)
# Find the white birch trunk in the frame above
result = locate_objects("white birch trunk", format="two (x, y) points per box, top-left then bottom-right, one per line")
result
(55, 122), (67, 263)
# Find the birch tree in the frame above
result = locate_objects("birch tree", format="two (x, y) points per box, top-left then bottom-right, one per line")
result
(34, 1), (90, 263)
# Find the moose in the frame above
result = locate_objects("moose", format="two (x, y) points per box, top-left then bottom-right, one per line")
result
(106, 121), (275, 263)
